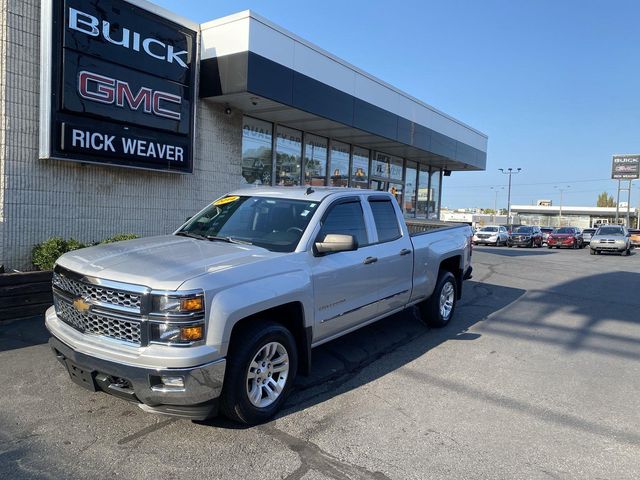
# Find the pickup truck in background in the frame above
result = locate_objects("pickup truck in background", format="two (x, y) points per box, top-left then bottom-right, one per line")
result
(46, 187), (473, 425)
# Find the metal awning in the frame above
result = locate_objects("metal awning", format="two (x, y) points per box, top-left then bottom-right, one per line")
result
(199, 11), (487, 172)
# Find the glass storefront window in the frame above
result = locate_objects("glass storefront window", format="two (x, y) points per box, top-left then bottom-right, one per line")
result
(370, 179), (403, 207)
(389, 182), (403, 207)
(428, 169), (441, 219)
(304, 134), (328, 186)
(351, 146), (369, 188)
(242, 117), (273, 185)
(416, 165), (430, 218)
(276, 126), (302, 186)
(371, 152), (390, 178)
(390, 156), (403, 180)
(330, 141), (350, 187)
(404, 161), (418, 217)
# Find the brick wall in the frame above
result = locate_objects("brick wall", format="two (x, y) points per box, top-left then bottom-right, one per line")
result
(0, 0), (244, 270)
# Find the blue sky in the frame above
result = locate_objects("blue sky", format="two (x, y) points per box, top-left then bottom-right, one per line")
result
(153, 0), (640, 210)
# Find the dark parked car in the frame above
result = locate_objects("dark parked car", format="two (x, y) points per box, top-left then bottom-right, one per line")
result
(582, 228), (596, 245)
(508, 225), (543, 248)
(547, 227), (584, 249)
(541, 227), (554, 245)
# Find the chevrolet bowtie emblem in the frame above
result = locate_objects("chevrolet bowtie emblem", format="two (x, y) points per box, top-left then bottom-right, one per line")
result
(73, 297), (91, 313)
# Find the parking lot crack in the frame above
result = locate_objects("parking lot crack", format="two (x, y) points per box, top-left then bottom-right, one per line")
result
(262, 424), (391, 480)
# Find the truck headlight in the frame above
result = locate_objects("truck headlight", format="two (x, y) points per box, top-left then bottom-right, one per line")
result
(149, 291), (205, 345)
(152, 294), (204, 314)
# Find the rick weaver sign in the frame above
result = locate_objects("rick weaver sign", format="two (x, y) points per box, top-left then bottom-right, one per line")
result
(40, 0), (198, 172)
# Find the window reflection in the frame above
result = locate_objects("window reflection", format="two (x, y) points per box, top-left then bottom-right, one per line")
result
(304, 134), (328, 186)
(428, 169), (441, 219)
(351, 146), (369, 189)
(404, 161), (418, 217)
(330, 141), (350, 187)
(416, 165), (430, 218)
(241, 117), (272, 185)
(276, 126), (302, 186)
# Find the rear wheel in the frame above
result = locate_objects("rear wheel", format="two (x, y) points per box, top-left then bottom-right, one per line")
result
(221, 321), (297, 425)
(420, 271), (457, 328)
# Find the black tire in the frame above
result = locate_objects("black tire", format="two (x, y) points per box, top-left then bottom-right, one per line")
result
(624, 248), (631, 256)
(548, 246), (552, 249)
(420, 271), (457, 328)
(221, 321), (297, 425)
(589, 249), (595, 255)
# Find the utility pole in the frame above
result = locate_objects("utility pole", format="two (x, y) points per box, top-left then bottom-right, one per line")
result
(498, 168), (522, 228)
(490, 186), (504, 224)
(554, 185), (570, 227)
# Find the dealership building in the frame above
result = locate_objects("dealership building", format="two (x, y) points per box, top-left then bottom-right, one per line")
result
(0, 0), (487, 270)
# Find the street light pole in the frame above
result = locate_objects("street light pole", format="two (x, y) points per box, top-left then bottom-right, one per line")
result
(554, 185), (570, 227)
(498, 168), (522, 228)
(490, 186), (504, 223)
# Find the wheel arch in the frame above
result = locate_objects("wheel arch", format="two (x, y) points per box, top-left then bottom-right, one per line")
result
(227, 302), (312, 376)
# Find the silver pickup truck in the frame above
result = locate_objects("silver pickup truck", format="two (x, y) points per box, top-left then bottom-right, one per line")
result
(46, 187), (473, 425)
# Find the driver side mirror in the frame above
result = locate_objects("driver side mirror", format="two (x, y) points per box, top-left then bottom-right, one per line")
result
(314, 234), (358, 255)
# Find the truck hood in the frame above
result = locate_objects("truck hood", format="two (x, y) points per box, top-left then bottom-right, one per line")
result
(56, 235), (280, 290)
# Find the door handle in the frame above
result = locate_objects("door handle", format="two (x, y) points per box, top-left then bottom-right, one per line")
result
(363, 256), (378, 264)
(399, 249), (412, 256)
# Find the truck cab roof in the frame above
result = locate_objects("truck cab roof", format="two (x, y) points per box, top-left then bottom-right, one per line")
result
(227, 186), (389, 203)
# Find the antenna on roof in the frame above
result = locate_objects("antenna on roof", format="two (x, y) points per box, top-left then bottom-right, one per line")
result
(305, 187), (314, 195)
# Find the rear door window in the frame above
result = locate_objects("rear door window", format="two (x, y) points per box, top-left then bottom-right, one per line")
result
(369, 199), (401, 243)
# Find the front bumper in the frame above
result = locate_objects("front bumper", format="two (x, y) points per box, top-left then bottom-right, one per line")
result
(510, 238), (533, 246)
(473, 237), (499, 244)
(547, 240), (574, 247)
(590, 244), (627, 253)
(49, 334), (226, 420)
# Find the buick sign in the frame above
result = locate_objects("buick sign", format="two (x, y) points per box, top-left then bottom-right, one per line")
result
(40, 0), (198, 173)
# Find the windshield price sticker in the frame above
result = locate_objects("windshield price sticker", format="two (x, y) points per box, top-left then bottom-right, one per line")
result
(214, 196), (240, 206)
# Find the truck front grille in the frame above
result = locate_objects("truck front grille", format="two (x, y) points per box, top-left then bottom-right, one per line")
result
(53, 272), (141, 311)
(54, 297), (142, 344)
(52, 266), (146, 345)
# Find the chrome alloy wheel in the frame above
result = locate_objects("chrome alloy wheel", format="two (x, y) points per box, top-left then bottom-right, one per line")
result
(246, 341), (290, 408)
(439, 281), (455, 320)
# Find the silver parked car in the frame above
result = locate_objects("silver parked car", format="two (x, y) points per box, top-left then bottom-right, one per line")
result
(589, 225), (631, 256)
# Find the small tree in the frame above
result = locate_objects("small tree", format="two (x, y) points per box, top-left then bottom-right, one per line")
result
(596, 192), (615, 207)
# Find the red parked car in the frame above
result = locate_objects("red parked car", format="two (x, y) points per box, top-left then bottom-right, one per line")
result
(547, 227), (584, 249)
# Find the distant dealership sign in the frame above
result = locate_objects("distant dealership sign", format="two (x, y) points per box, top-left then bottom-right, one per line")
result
(611, 154), (640, 180)
(39, 0), (198, 172)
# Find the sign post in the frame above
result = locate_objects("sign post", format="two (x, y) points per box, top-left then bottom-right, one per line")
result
(611, 155), (639, 227)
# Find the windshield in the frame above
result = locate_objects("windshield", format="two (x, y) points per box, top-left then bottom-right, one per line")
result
(554, 227), (575, 234)
(481, 227), (499, 232)
(514, 226), (533, 233)
(596, 227), (624, 236)
(178, 196), (319, 252)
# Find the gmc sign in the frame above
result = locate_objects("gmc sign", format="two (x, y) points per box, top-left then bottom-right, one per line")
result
(40, 0), (198, 173)
(78, 71), (182, 121)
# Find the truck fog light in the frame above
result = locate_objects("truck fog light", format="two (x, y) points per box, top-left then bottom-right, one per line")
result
(160, 376), (185, 389)
(180, 325), (203, 342)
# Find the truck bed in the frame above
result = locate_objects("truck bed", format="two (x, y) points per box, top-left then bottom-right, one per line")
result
(406, 220), (471, 236)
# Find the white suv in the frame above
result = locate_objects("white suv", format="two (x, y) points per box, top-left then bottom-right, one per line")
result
(473, 225), (509, 246)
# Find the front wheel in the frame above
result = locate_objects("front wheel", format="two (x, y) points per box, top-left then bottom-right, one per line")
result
(221, 321), (297, 425)
(420, 271), (457, 328)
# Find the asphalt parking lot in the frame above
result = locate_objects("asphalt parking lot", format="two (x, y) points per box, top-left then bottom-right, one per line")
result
(1, 247), (639, 480)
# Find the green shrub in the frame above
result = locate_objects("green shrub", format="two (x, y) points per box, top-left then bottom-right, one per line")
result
(100, 233), (140, 244)
(32, 237), (87, 271)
